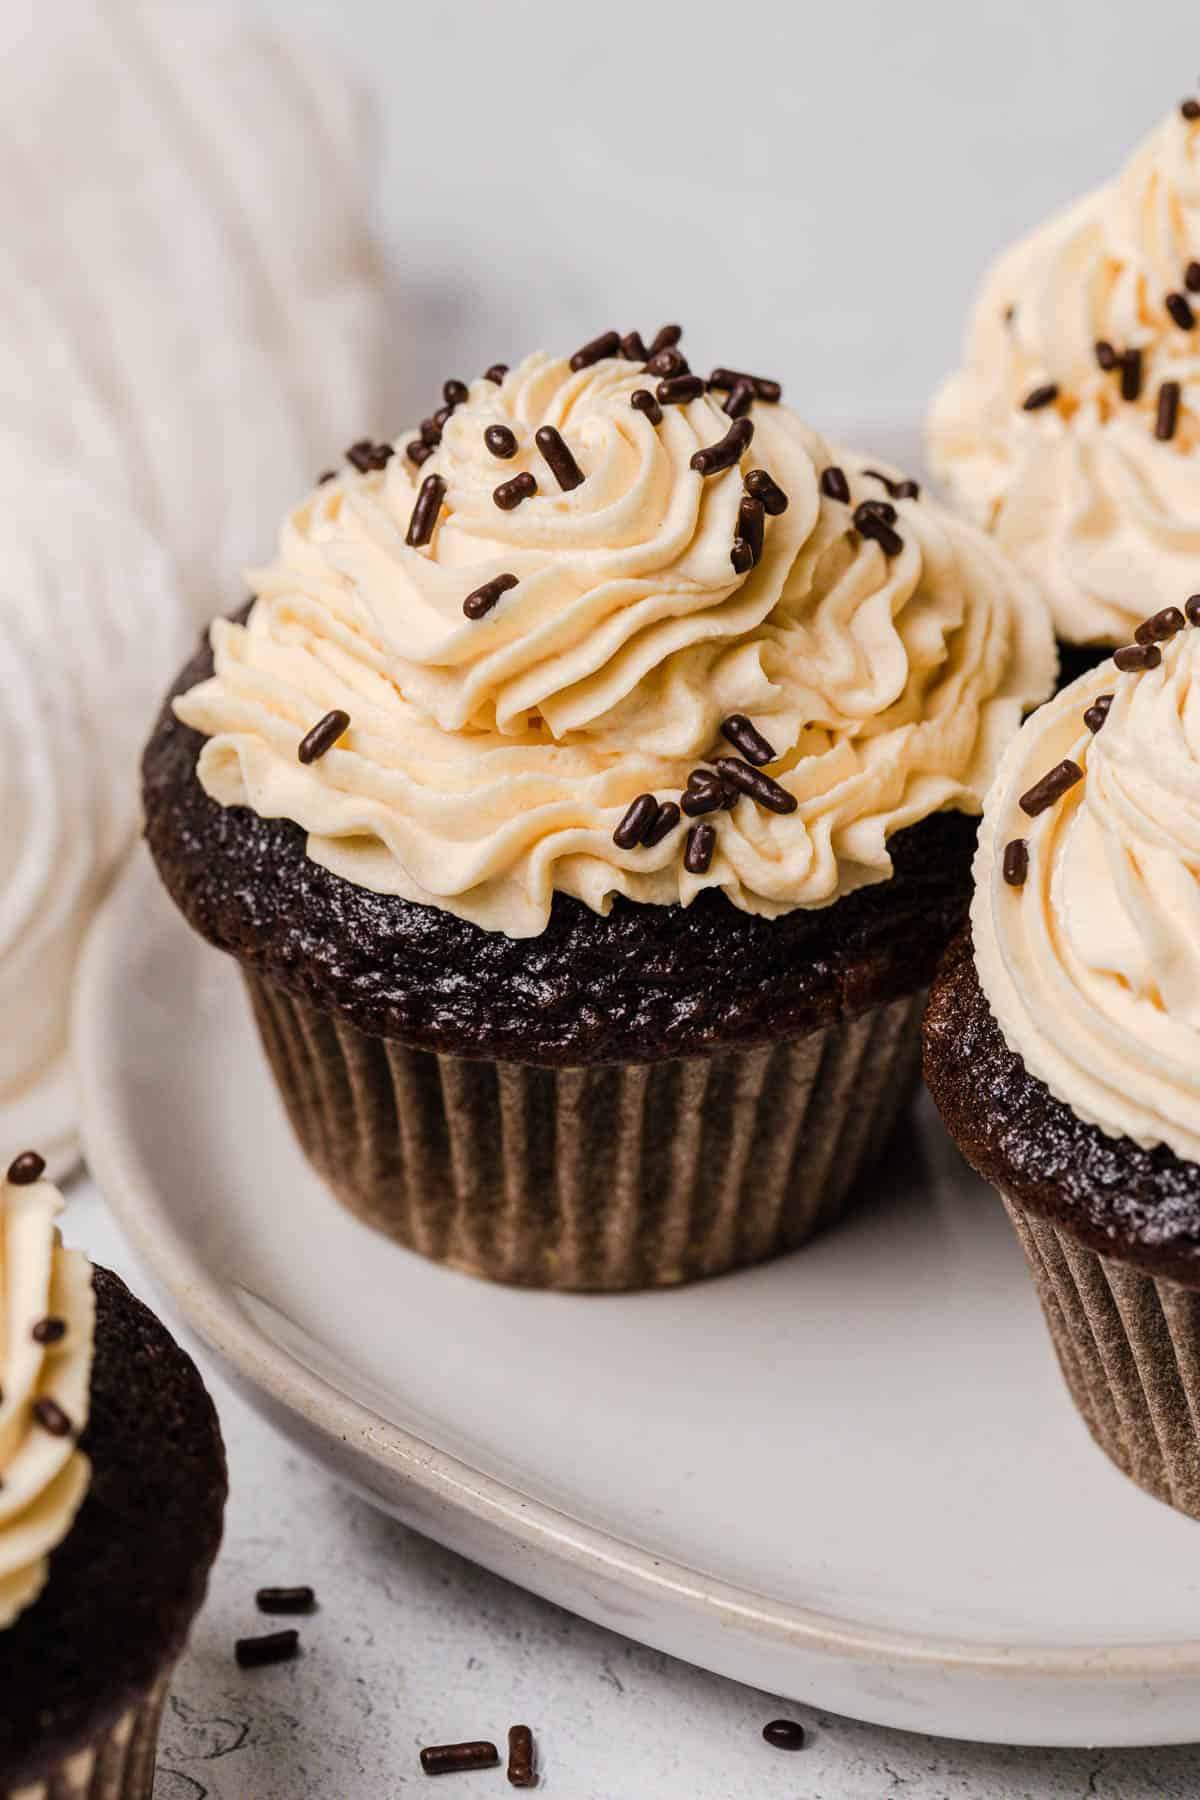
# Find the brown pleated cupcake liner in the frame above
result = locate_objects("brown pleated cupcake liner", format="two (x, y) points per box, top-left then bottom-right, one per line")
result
(1003, 1196), (1200, 1520)
(245, 971), (925, 1291)
(4, 1678), (166, 1800)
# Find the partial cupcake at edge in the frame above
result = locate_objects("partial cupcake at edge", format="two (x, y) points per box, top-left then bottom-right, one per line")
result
(924, 597), (1200, 1521)
(142, 325), (1054, 1292)
(929, 93), (1200, 685)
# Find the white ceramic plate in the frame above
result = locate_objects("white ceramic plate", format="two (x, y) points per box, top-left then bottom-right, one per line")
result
(76, 849), (1200, 1748)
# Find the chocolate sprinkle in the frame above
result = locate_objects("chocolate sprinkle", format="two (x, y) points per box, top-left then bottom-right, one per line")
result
(744, 468), (788, 514)
(630, 388), (663, 426)
(681, 769), (726, 817)
(6, 1151), (45, 1186)
(484, 363), (509, 384)
(1121, 348), (1144, 402)
(569, 330), (620, 371)
(1166, 292), (1196, 331)
(420, 1742), (501, 1777)
(32, 1318), (67, 1345)
(613, 793), (660, 850)
(1156, 380), (1182, 441)
(723, 380), (755, 420)
(730, 537), (755, 574)
(1022, 383), (1059, 411)
(317, 469), (337, 484)
(856, 497), (898, 525)
(406, 440), (433, 467)
(507, 1724), (536, 1788)
(420, 418), (442, 448)
(347, 439), (395, 472)
(646, 324), (683, 358)
(1135, 605), (1185, 644)
(657, 373), (704, 405)
(714, 756), (797, 814)
(762, 1720), (806, 1753)
(464, 573), (519, 620)
(708, 366), (782, 403)
(256, 1586), (316, 1615)
(642, 800), (681, 847)
(1187, 593), (1200, 626)
(1019, 759), (1084, 817)
(853, 503), (904, 557)
(1095, 339), (1118, 371)
(1114, 642), (1163, 672)
(485, 424), (518, 459)
(684, 821), (716, 874)
(1182, 99), (1200, 120)
(235, 1629), (299, 1670)
(646, 347), (690, 378)
(443, 379), (469, 406)
(535, 424), (585, 491)
(407, 473), (447, 547)
(1002, 839), (1029, 888)
(297, 709), (350, 765)
(493, 471), (538, 511)
(820, 466), (851, 504)
(1187, 262), (1200, 294)
(33, 1397), (72, 1438)
(737, 494), (765, 565)
(893, 478), (921, 500)
(691, 416), (754, 477)
(620, 330), (649, 361)
(1084, 693), (1114, 734)
(721, 713), (777, 765)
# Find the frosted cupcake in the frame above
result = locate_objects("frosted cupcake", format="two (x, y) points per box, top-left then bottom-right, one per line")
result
(929, 96), (1200, 681)
(145, 327), (1053, 1290)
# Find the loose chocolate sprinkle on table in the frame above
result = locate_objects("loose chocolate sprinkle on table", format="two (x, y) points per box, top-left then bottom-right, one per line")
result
(721, 713), (777, 765)
(647, 347), (690, 378)
(1002, 839), (1030, 888)
(642, 800), (682, 847)
(657, 373), (704, 405)
(493, 471), (538, 511)
(443, 379), (469, 406)
(820, 465), (850, 504)
(32, 1318), (66, 1345)
(620, 329), (649, 361)
(723, 379), (755, 420)
(463, 573), (519, 620)
(535, 425), (585, 491)
(570, 330), (620, 371)
(1114, 642), (1163, 671)
(1135, 605), (1185, 644)
(682, 769), (726, 817)
(714, 756), (798, 814)
(298, 709), (351, 765)
(1019, 759), (1084, 817)
(1022, 383), (1059, 411)
(256, 1586), (316, 1615)
(1187, 262), (1200, 294)
(1166, 292), (1197, 331)
(1187, 593), (1200, 626)
(744, 468), (788, 514)
(646, 323), (683, 357)
(762, 1720), (806, 1752)
(730, 537), (755, 574)
(236, 1630), (299, 1670)
(1182, 98), (1200, 120)
(1095, 339), (1118, 370)
(407, 440), (433, 467)
(691, 416), (754, 477)
(347, 439), (395, 471)
(33, 1398), (72, 1437)
(630, 388), (663, 425)
(613, 793), (660, 849)
(684, 821), (716, 874)
(1156, 380), (1182, 441)
(507, 1724), (536, 1788)
(485, 424), (518, 460)
(708, 367), (782, 403)
(317, 469), (337, 484)
(484, 363), (509, 384)
(6, 1151), (45, 1186)
(420, 1742), (501, 1777)
(1084, 693), (1114, 733)
(854, 505), (904, 557)
(737, 494), (765, 565)
(1121, 348), (1144, 402)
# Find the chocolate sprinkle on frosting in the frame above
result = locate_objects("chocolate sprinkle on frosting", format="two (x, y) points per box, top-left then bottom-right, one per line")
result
(681, 769), (726, 817)
(1188, 593), (1200, 626)
(420, 418), (442, 448)
(1114, 642), (1162, 671)
(646, 324), (683, 358)
(463, 573), (518, 620)
(853, 504), (904, 557)
(1121, 347), (1144, 402)
(1166, 292), (1196, 331)
(613, 793), (660, 850)
(1156, 380), (1181, 441)
(642, 800), (681, 847)
(421, 1742), (500, 1777)
(657, 373), (704, 405)
(347, 439), (394, 472)
(1084, 693), (1114, 734)
(1187, 262), (1200, 294)
(406, 440), (433, 467)
(684, 821), (716, 874)
(256, 1586), (316, 1615)
(32, 1318), (66, 1345)
(690, 416), (754, 477)
(708, 366), (782, 403)
(535, 424), (585, 491)
(1182, 98), (1200, 120)
(33, 1397), (72, 1437)
(569, 330), (620, 371)
(1022, 383), (1059, 411)
(646, 347), (690, 378)
(856, 497), (897, 525)
(484, 363), (509, 384)
(1002, 839), (1029, 888)
(1135, 605), (1185, 644)
(730, 537), (755, 575)
(236, 1629), (299, 1669)
(507, 1724), (536, 1788)
(1095, 339), (1118, 370)
(720, 713), (776, 765)
(620, 330), (649, 361)
(1019, 758), (1083, 817)
(407, 474), (447, 547)
(737, 493), (765, 565)
(714, 756), (797, 814)
(630, 388), (663, 426)
(443, 379), (469, 406)
(722, 380), (755, 420)
(297, 709), (350, 765)
(820, 465), (850, 504)
(744, 468), (788, 514)
(317, 469), (336, 484)
(762, 1720), (806, 1753)
(6, 1151), (45, 1186)
(493, 471), (537, 511)
(485, 424), (518, 459)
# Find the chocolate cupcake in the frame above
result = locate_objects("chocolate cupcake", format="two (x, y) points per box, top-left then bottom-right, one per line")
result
(0, 1152), (226, 1797)
(925, 604), (1200, 1518)
(928, 97), (1200, 676)
(145, 330), (1053, 1290)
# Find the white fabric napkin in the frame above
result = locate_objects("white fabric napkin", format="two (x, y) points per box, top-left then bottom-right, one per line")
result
(0, 0), (389, 1173)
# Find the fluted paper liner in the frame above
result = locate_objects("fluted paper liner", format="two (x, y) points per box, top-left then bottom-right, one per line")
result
(1003, 1197), (1200, 1519)
(245, 973), (924, 1290)
(4, 1679), (166, 1800)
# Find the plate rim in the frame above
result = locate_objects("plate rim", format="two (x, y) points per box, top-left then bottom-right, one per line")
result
(74, 847), (1200, 1688)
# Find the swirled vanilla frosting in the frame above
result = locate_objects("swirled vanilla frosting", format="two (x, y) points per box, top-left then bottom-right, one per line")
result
(177, 342), (1055, 937)
(929, 101), (1200, 647)
(973, 618), (1200, 1163)
(0, 1158), (94, 1630)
